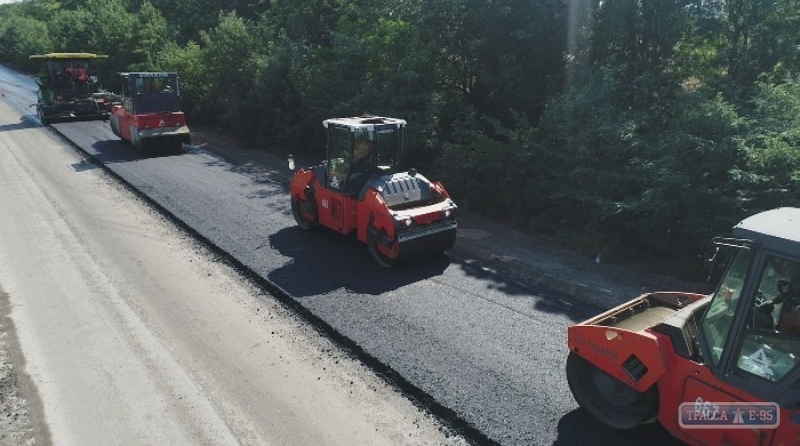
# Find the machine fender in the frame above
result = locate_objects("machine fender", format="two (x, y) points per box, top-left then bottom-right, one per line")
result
(289, 168), (317, 199)
(304, 184), (316, 200)
(365, 212), (390, 247)
(432, 181), (451, 198)
(568, 324), (669, 392)
(360, 188), (394, 243)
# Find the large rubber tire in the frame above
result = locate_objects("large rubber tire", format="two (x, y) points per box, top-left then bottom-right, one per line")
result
(291, 195), (316, 230)
(367, 228), (397, 268)
(566, 351), (659, 430)
(110, 115), (120, 136)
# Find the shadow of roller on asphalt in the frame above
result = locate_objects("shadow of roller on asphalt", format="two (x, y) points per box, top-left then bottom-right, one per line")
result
(267, 221), (595, 323)
(90, 139), (185, 164)
(443, 247), (600, 323)
(266, 226), (451, 298)
(554, 408), (685, 446)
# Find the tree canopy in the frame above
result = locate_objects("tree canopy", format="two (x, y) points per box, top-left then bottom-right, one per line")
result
(2, 0), (799, 279)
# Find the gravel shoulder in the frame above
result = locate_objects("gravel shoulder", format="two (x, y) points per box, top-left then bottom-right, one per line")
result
(0, 289), (41, 446)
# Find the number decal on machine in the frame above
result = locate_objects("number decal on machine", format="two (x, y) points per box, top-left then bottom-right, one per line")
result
(694, 396), (720, 420)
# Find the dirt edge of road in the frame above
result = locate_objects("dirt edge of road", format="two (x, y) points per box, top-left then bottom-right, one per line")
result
(0, 287), (50, 446)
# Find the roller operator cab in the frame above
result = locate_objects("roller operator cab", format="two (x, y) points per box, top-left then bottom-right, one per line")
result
(30, 52), (114, 124)
(567, 207), (800, 445)
(109, 72), (191, 153)
(289, 116), (458, 267)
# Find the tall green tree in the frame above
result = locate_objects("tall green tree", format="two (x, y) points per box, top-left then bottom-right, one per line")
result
(736, 79), (800, 211)
(0, 16), (51, 69)
(155, 41), (204, 117)
(263, 0), (339, 46)
(197, 12), (259, 126)
(724, 0), (800, 89)
(591, 0), (689, 79)
(129, 2), (172, 70)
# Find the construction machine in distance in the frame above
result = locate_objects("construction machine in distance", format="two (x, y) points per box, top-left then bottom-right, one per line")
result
(30, 52), (116, 124)
(109, 72), (191, 153)
(289, 116), (457, 267)
(567, 207), (800, 445)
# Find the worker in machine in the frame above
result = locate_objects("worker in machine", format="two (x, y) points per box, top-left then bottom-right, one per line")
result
(778, 305), (800, 334)
(75, 64), (88, 82)
(74, 64), (89, 95)
(58, 62), (79, 97)
(755, 259), (800, 335)
(350, 133), (375, 180)
(775, 270), (800, 335)
(59, 62), (73, 88)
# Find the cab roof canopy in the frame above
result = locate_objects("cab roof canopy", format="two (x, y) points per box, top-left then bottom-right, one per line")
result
(29, 53), (109, 60)
(732, 207), (800, 254)
(119, 72), (177, 77)
(323, 116), (407, 129)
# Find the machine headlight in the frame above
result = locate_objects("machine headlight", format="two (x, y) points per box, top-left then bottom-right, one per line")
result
(394, 215), (413, 229)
